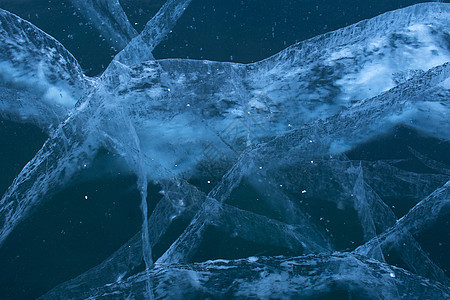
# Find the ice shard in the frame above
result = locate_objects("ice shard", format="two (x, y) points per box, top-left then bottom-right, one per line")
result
(115, 0), (193, 65)
(356, 180), (450, 283)
(0, 8), (87, 131)
(68, 0), (138, 51)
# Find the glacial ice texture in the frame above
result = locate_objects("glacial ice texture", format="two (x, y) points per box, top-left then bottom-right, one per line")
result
(0, 1), (449, 299)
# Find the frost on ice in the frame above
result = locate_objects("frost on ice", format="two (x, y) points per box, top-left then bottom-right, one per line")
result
(0, 1), (449, 299)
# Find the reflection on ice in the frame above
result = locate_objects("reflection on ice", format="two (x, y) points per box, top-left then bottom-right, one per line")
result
(0, 1), (449, 298)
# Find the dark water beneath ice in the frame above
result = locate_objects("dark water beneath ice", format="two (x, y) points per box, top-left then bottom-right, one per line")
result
(0, 0), (449, 299)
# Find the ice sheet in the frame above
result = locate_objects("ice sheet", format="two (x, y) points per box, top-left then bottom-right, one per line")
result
(0, 2), (449, 298)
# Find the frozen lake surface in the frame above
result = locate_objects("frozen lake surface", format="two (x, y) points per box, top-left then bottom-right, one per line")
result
(0, 0), (449, 298)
